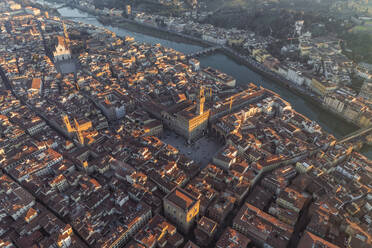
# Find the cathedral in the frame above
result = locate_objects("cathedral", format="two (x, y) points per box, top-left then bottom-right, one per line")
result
(53, 23), (71, 62)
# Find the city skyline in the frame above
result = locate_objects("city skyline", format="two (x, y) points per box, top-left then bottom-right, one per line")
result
(0, 0), (371, 248)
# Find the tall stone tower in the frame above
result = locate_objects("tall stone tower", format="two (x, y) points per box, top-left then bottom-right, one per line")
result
(196, 87), (205, 115)
(63, 21), (70, 44)
(126, 5), (131, 16)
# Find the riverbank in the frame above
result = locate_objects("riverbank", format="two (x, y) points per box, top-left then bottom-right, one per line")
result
(101, 16), (213, 48)
(218, 47), (365, 129)
(70, 3), (367, 130)
(30, 0), (372, 158)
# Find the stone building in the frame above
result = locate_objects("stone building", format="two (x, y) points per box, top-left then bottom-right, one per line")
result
(163, 187), (200, 233)
(160, 87), (210, 143)
(53, 36), (71, 62)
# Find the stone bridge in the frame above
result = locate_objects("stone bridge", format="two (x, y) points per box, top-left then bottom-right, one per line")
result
(338, 125), (372, 148)
(186, 46), (222, 58)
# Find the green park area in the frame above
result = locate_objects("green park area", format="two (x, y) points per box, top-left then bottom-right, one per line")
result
(352, 20), (372, 33)
(344, 20), (372, 64)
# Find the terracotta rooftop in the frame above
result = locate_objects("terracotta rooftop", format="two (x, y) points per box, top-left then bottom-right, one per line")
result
(31, 78), (41, 90)
(297, 231), (340, 248)
(166, 187), (198, 210)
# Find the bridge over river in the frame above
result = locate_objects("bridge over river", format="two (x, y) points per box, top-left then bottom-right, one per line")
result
(338, 125), (372, 147)
(61, 16), (96, 19)
(186, 46), (222, 58)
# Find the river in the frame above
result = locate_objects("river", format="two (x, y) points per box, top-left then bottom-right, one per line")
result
(34, 0), (372, 159)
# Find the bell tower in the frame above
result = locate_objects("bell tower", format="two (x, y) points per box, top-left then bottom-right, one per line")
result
(196, 87), (205, 115)
(63, 21), (70, 44)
